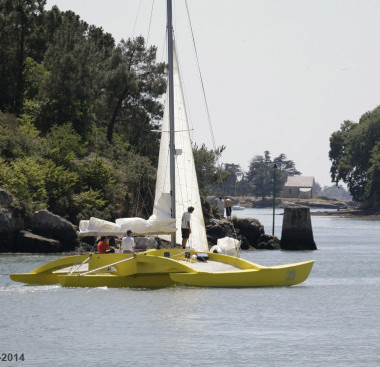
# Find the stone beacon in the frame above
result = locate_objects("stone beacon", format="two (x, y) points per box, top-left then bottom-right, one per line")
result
(280, 207), (317, 250)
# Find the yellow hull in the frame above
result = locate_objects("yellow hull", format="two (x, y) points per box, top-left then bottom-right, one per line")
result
(58, 273), (175, 288)
(10, 249), (314, 288)
(170, 260), (314, 287)
(10, 272), (61, 285)
(10, 254), (91, 285)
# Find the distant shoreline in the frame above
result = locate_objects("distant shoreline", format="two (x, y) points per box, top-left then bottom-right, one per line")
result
(214, 196), (380, 220)
(311, 210), (380, 220)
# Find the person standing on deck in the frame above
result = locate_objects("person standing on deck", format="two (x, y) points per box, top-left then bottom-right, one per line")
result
(217, 196), (225, 218)
(181, 206), (194, 249)
(121, 230), (136, 253)
(225, 197), (232, 219)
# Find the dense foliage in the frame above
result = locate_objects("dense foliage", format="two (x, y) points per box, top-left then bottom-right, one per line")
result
(329, 105), (380, 210)
(193, 143), (226, 197)
(0, 0), (166, 222)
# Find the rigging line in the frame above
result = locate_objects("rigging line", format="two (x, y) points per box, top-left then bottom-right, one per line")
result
(134, 170), (145, 217)
(131, 0), (143, 38)
(146, 178), (155, 203)
(134, 188), (140, 217)
(161, 27), (168, 61)
(175, 154), (187, 214)
(175, 42), (196, 142)
(139, 186), (149, 218)
(146, 0), (155, 44)
(68, 255), (92, 275)
(158, 128), (194, 133)
(139, 171), (152, 218)
(184, 0), (226, 196)
(184, 0), (216, 151)
(174, 45), (198, 205)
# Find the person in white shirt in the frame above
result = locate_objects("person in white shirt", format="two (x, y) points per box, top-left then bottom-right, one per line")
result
(225, 197), (232, 219)
(181, 206), (194, 249)
(217, 196), (225, 218)
(121, 230), (135, 253)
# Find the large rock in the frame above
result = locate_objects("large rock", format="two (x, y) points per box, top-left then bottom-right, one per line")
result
(31, 210), (77, 251)
(256, 234), (281, 250)
(0, 208), (24, 252)
(233, 218), (265, 246)
(0, 189), (13, 207)
(205, 218), (236, 245)
(205, 217), (277, 250)
(14, 230), (62, 253)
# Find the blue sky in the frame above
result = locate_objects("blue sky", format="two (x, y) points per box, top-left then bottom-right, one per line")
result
(46, 0), (380, 187)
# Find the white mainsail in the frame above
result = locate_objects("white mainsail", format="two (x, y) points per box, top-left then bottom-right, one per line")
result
(152, 45), (208, 252)
(78, 47), (208, 252)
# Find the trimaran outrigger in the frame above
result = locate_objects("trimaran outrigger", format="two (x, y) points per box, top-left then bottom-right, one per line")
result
(11, 0), (313, 288)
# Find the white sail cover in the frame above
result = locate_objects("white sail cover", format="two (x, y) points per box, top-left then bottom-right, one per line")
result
(210, 237), (241, 257)
(78, 217), (173, 237)
(78, 47), (208, 252)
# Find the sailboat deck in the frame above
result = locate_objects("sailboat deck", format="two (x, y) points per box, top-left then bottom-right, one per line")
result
(54, 264), (89, 273)
(179, 260), (242, 273)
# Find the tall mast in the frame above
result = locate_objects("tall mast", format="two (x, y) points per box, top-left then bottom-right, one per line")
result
(167, 0), (176, 245)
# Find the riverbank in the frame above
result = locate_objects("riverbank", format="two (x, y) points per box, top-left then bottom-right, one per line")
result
(312, 209), (380, 220)
(218, 196), (380, 220)
(212, 196), (352, 210)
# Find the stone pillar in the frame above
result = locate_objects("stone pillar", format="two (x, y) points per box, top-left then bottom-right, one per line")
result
(280, 207), (317, 250)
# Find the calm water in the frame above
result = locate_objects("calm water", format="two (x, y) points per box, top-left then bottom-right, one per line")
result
(1, 209), (380, 367)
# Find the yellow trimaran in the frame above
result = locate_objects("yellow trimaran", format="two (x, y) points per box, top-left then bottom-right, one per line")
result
(10, 250), (314, 288)
(10, 0), (314, 288)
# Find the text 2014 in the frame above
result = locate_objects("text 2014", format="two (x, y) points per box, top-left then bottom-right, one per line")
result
(1, 353), (25, 362)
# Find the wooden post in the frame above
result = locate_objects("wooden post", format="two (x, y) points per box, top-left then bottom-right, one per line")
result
(280, 207), (317, 250)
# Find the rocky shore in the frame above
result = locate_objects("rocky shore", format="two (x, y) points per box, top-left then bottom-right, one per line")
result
(0, 208), (79, 253)
(0, 206), (281, 253)
(3, 189), (376, 254)
(0, 188), (281, 253)
(205, 217), (280, 250)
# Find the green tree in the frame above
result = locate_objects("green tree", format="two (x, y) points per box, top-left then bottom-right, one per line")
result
(247, 151), (273, 199)
(43, 160), (78, 216)
(0, 0), (46, 114)
(38, 10), (97, 135)
(273, 153), (301, 194)
(193, 143), (225, 197)
(114, 152), (157, 218)
(0, 111), (40, 160)
(77, 156), (114, 194)
(99, 37), (166, 163)
(0, 156), (48, 211)
(329, 105), (380, 208)
(221, 163), (243, 196)
(71, 189), (107, 222)
(366, 142), (380, 209)
(246, 151), (300, 198)
(42, 123), (87, 168)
